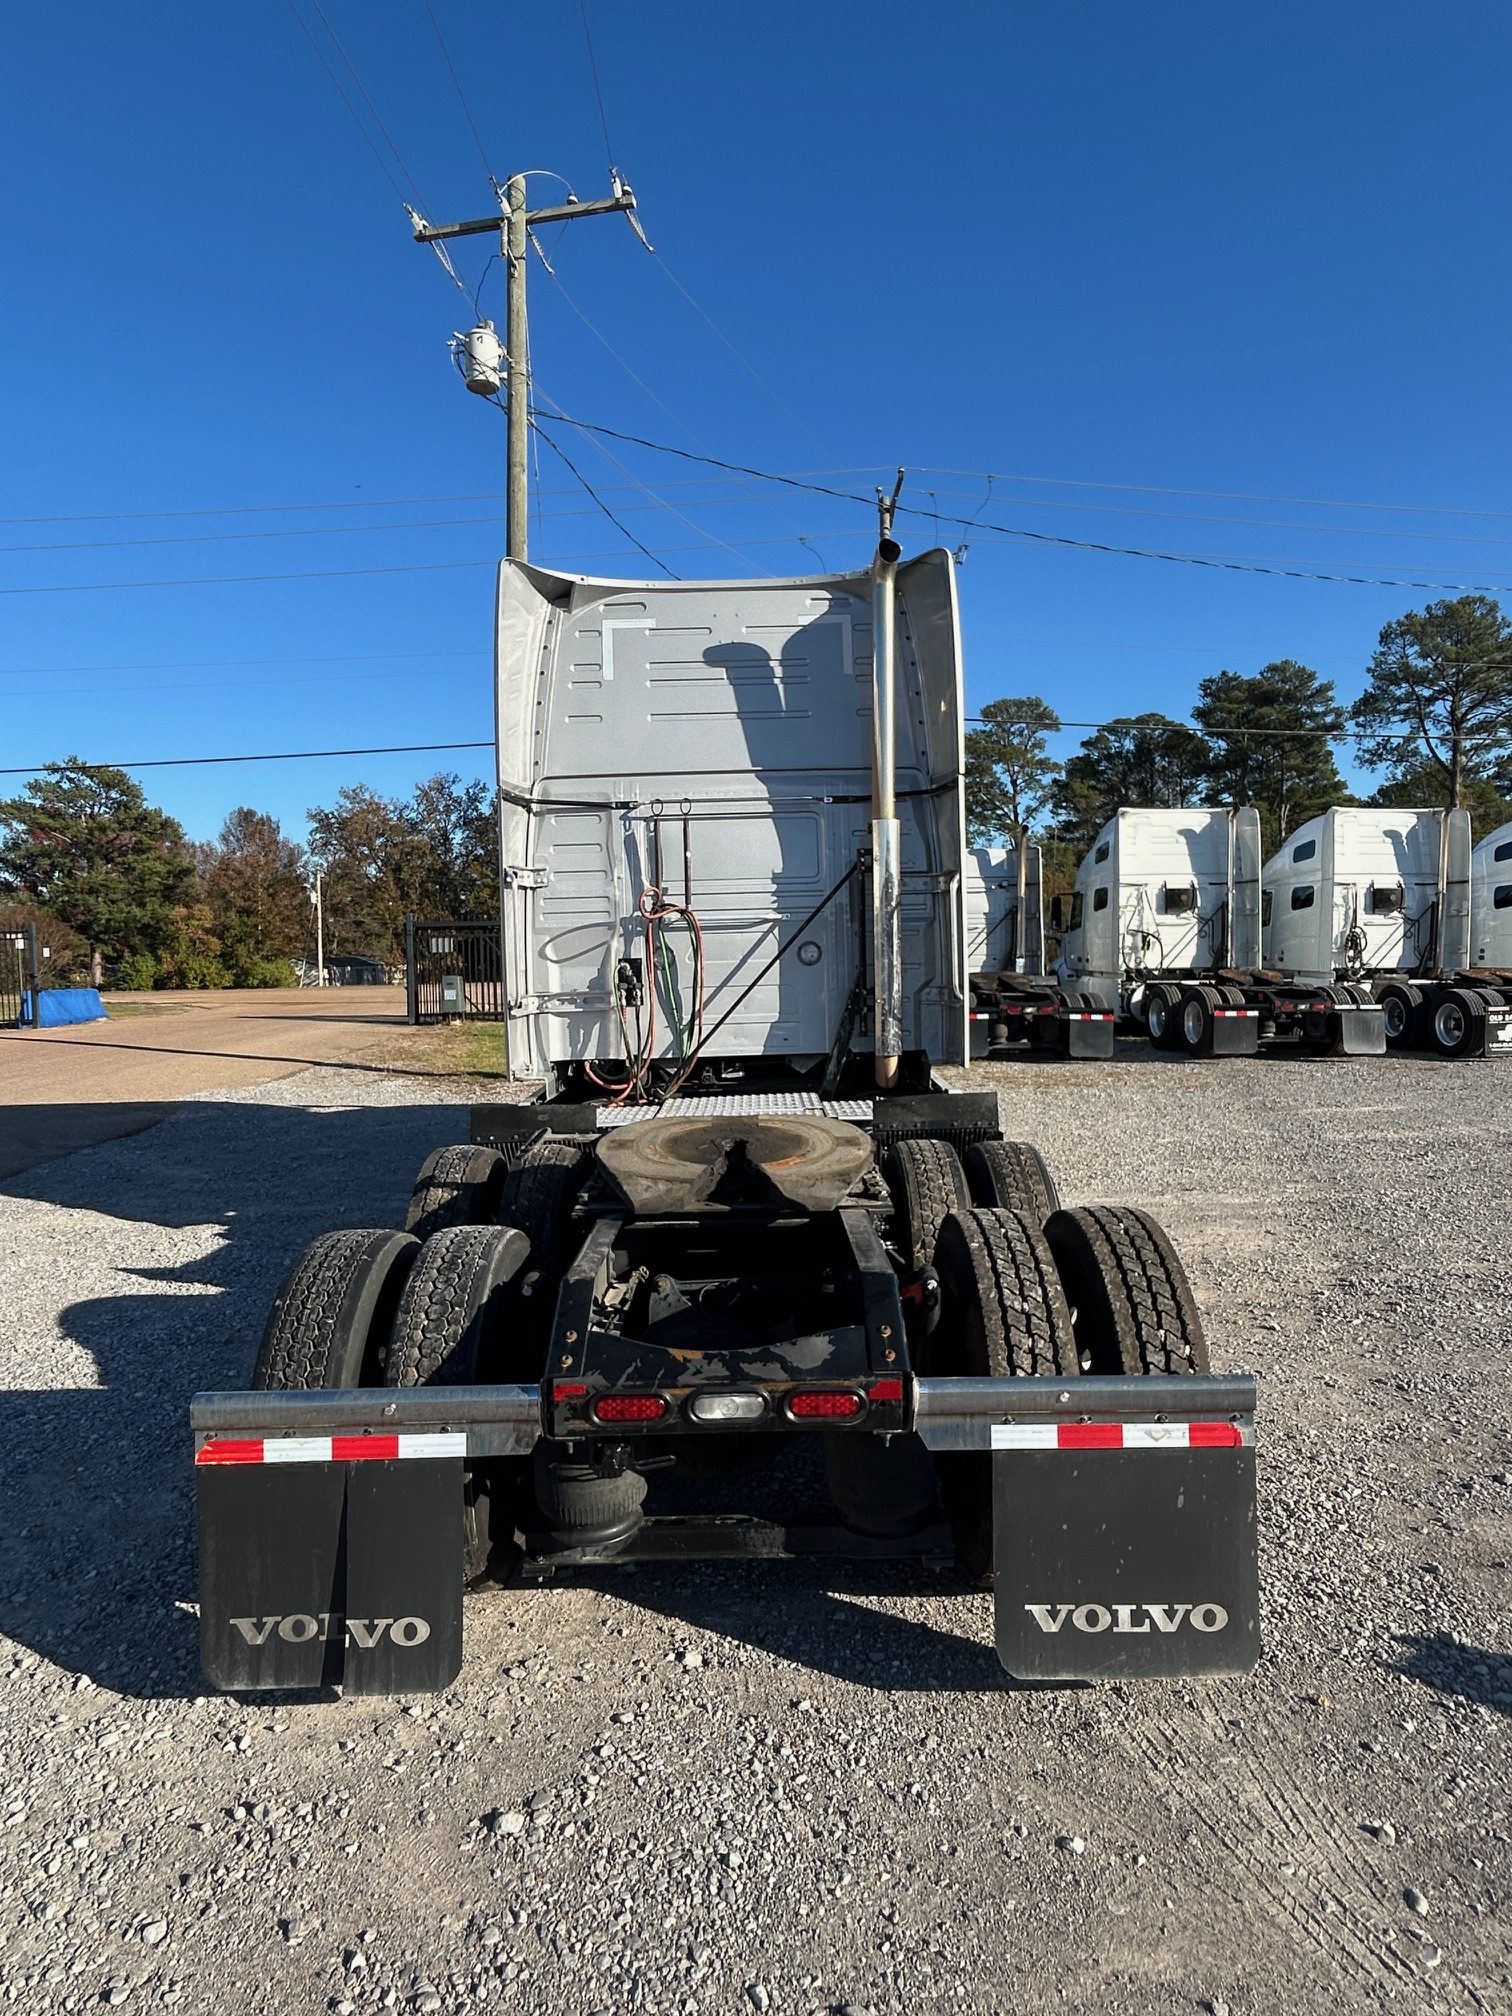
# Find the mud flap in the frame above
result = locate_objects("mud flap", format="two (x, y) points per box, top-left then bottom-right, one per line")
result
(1209, 1010), (1260, 1056)
(992, 1431), (1259, 1681)
(1328, 1005), (1386, 1057)
(1480, 1006), (1512, 1057)
(196, 1455), (464, 1695)
(1061, 1014), (1116, 1059)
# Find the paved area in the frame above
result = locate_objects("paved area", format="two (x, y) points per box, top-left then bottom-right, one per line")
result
(0, 988), (407, 1177)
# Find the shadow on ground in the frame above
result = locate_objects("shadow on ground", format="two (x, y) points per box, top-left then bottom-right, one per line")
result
(543, 1557), (1028, 1693)
(1392, 1631), (1512, 1716)
(0, 1095), (464, 1699)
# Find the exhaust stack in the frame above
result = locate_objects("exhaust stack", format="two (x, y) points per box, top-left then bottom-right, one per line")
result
(870, 475), (906, 1090)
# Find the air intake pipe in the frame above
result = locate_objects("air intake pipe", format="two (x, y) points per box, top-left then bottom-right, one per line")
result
(870, 532), (904, 1089)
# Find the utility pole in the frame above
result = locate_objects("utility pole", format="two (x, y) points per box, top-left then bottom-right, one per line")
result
(505, 175), (529, 562)
(411, 173), (647, 558)
(310, 872), (325, 988)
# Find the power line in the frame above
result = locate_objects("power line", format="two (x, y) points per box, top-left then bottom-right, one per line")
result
(0, 649), (478, 678)
(577, 0), (617, 175)
(0, 742), (494, 779)
(540, 262), (811, 561)
(528, 420), (678, 578)
(529, 384), (755, 569)
(285, 0), (411, 206)
(305, 0), (429, 209)
(537, 411), (1512, 595)
(906, 464), (1512, 524)
(651, 250), (830, 450)
(0, 560), (492, 598)
(421, 0), (497, 187)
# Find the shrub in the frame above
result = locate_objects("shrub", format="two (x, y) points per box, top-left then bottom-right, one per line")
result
(114, 952), (159, 991)
(232, 955), (297, 988)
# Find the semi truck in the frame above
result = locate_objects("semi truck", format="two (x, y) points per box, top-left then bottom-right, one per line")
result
(1264, 807), (1512, 1059)
(964, 841), (1116, 1059)
(191, 544), (1259, 1695)
(1053, 806), (1384, 1058)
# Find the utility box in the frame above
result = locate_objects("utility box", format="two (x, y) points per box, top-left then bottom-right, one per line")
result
(439, 974), (466, 1015)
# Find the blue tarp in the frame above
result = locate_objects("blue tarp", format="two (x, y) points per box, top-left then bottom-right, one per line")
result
(22, 988), (108, 1028)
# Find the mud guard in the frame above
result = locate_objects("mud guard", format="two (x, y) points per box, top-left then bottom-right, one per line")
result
(1480, 1005), (1512, 1056)
(1209, 1008), (1260, 1056)
(196, 1447), (464, 1695)
(1327, 1004), (1386, 1057)
(991, 1415), (1259, 1682)
(1060, 1013), (1116, 1059)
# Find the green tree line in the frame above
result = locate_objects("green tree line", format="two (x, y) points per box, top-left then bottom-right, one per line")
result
(0, 765), (499, 988)
(967, 595), (1512, 866)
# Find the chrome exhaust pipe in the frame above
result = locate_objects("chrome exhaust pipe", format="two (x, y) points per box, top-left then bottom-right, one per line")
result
(871, 531), (903, 1089)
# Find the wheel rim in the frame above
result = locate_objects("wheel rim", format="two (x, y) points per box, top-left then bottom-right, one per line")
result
(1382, 996), (1408, 1039)
(1147, 997), (1168, 1040)
(1435, 1001), (1466, 1046)
(1182, 998), (1206, 1046)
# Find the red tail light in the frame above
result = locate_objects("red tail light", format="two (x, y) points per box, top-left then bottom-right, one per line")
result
(788, 1390), (864, 1421)
(592, 1393), (669, 1425)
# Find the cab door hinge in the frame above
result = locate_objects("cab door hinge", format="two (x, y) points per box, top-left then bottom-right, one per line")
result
(503, 865), (548, 890)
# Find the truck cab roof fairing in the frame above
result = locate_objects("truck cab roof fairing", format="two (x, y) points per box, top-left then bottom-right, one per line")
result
(494, 554), (967, 1080)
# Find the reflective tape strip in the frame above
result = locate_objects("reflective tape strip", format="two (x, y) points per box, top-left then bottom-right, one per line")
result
(263, 1436), (341, 1465)
(1213, 1009), (1259, 1019)
(195, 1432), (468, 1467)
(990, 1421), (1243, 1451)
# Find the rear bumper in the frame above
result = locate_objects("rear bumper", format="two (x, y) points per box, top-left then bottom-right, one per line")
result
(193, 1372), (1256, 1460)
(192, 1373), (1259, 1690)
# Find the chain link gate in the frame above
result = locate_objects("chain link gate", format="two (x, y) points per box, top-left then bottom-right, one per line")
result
(405, 917), (505, 1024)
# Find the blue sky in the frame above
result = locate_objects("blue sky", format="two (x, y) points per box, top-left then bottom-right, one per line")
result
(4, 2), (1511, 844)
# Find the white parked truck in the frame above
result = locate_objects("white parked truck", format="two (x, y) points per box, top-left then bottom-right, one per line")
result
(1472, 819), (1512, 968)
(190, 546), (1258, 1695)
(1264, 806), (1512, 1059)
(1054, 805), (1383, 1057)
(963, 841), (1115, 1059)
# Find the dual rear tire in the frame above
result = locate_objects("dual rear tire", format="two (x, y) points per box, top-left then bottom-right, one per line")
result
(892, 1133), (1208, 1584)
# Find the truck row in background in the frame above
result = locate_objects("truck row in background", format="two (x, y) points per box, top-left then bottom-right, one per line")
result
(969, 809), (1512, 1061)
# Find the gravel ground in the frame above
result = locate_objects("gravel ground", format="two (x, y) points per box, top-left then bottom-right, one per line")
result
(1, 1050), (1508, 2014)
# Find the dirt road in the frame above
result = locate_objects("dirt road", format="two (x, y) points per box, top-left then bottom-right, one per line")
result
(0, 988), (407, 1177)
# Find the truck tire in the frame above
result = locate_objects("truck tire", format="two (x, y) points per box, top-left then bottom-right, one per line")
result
(963, 1139), (1061, 1222)
(1429, 987), (1484, 1059)
(1144, 983), (1180, 1049)
(1178, 984), (1221, 1058)
(252, 1227), (418, 1391)
(384, 1224), (532, 1581)
(498, 1140), (588, 1270)
(1375, 980), (1422, 1048)
(404, 1144), (507, 1243)
(881, 1138), (971, 1271)
(924, 1206), (1078, 1583)
(1045, 1206), (1209, 1377)
(384, 1223), (532, 1387)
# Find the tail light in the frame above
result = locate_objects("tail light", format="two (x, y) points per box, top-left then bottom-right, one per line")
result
(788, 1390), (864, 1421)
(591, 1393), (668, 1426)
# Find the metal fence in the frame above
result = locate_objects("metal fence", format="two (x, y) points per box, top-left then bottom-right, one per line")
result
(1, 924), (39, 1029)
(405, 917), (505, 1025)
